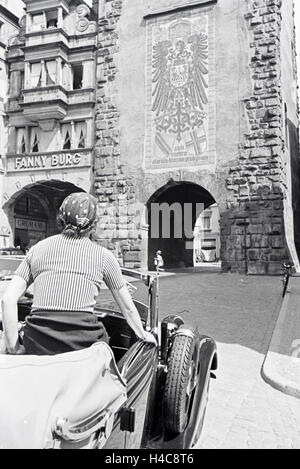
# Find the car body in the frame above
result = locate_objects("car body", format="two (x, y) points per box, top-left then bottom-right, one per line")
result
(1, 268), (217, 449)
(0, 247), (24, 256)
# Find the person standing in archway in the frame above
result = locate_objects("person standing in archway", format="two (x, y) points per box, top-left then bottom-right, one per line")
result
(1, 193), (156, 355)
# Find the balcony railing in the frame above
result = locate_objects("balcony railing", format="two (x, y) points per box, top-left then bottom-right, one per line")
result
(21, 85), (68, 121)
(24, 28), (69, 50)
(22, 85), (68, 105)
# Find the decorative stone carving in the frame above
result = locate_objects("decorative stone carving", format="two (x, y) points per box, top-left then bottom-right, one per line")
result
(8, 15), (26, 46)
(76, 4), (97, 34)
(145, 6), (216, 171)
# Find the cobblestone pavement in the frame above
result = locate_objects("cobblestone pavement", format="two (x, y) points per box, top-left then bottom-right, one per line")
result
(155, 271), (300, 449)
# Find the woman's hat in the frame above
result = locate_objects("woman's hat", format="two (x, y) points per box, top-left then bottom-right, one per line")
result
(58, 192), (97, 232)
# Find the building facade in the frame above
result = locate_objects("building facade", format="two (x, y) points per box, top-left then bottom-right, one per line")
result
(1, 0), (300, 274)
(0, 3), (20, 247)
(92, 0), (300, 274)
(3, 0), (97, 250)
(194, 204), (220, 264)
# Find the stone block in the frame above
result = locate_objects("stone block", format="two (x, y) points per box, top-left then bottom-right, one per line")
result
(248, 249), (261, 261)
(247, 261), (267, 275)
(231, 225), (246, 235)
(251, 234), (269, 248)
(249, 224), (263, 234)
(123, 251), (140, 262)
(267, 261), (282, 275)
(269, 236), (283, 248)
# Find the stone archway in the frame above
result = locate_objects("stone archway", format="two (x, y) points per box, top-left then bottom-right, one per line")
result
(3, 180), (86, 250)
(146, 180), (216, 270)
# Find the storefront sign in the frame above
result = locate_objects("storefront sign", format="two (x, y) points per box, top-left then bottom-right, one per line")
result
(15, 218), (46, 232)
(7, 152), (91, 172)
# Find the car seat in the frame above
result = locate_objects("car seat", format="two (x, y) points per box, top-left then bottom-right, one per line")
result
(0, 342), (127, 449)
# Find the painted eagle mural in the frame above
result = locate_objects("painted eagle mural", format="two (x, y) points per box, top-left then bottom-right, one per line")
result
(152, 32), (209, 143)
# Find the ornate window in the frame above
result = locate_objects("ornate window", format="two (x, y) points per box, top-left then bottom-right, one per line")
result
(16, 128), (26, 154)
(45, 61), (56, 86)
(46, 10), (58, 29)
(61, 124), (72, 150)
(72, 64), (83, 90)
(31, 62), (42, 88)
(30, 129), (39, 153)
(63, 131), (71, 150)
(78, 131), (85, 148)
(21, 136), (26, 154)
(75, 122), (87, 149)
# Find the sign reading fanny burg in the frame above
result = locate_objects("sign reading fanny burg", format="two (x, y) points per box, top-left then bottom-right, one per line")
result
(7, 152), (91, 172)
(145, 6), (215, 170)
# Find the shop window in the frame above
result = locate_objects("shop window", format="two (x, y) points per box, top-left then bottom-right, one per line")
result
(63, 131), (71, 150)
(72, 64), (83, 90)
(46, 10), (58, 29)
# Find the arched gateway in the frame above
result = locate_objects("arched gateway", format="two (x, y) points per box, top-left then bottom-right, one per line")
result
(2, 180), (85, 251)
(147, 181), (217, 270)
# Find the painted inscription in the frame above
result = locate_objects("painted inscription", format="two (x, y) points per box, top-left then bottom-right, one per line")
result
(13, 153), (82, 171)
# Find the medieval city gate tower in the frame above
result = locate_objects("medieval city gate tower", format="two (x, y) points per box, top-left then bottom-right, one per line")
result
(92, 0), (300, 274)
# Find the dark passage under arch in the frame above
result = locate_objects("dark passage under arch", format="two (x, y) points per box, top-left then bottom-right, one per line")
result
(11, 180), (85, 251)
(147, 181), (216, 270)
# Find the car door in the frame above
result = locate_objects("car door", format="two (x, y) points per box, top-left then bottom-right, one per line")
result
(122, 340), (158, 448)
(103, 340), (157, 449)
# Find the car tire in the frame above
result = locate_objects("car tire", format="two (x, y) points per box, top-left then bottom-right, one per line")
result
(163, 329), (199, 434)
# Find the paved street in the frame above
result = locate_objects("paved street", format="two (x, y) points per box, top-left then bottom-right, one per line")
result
(155, 271), (300, 449)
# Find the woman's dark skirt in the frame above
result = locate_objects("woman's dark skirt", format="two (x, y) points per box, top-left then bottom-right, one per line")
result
(23, 310), (109, 355)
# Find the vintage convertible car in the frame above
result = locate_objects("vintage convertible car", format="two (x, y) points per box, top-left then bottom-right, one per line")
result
(0, 268), (217, 449)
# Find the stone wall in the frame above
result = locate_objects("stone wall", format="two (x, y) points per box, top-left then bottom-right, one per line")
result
(94, 0), (141, 267)
(223, 0), (294, 275)
(93, 0), (299, 274)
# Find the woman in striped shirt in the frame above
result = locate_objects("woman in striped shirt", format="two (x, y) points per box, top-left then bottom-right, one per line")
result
(1, 193), (156, 355)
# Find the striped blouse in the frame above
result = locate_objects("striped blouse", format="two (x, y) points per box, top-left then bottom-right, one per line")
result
(15, 234), (126, 313)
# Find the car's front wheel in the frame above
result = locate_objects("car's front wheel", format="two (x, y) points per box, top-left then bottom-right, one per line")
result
(163, 329), (199, 434)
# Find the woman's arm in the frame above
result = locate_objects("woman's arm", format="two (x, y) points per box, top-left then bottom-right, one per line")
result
(111, 286), (156, 345)
(1, 275), (28, 353)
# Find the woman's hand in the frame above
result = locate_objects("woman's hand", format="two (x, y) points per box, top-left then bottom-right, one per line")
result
(0, 334), (25, 355)
(9, 340), (25, 355)
(1, 275), (28, 354)
(0, 331), (7, 354)
(142, 331), (157, 346)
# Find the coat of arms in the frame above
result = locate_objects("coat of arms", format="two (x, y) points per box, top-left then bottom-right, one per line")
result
(152, 21), (209, 144)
